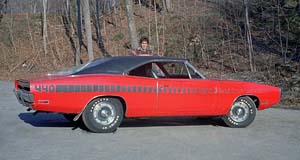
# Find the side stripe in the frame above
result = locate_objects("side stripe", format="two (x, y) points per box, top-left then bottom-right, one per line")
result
(53, 84), (238, 94)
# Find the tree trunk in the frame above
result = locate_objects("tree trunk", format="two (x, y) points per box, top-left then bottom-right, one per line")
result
(154, 0), (160, 55)
(277, 0), (285, 64)
(164, 0), (172, 12)
(62, 0), (77, 65)
(244, 0), (255, 72)
(42, 0), (48, 55)
(125, 0), (139, 49)
(76, 0), (82, 65)
(82, 0), (94, 61)
(94, 0), (110, 57)
(0, 0), (8, 23)
(148, 0), (151, 43)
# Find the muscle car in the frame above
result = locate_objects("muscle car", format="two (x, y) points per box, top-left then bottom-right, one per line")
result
(14, 56), (281, 133)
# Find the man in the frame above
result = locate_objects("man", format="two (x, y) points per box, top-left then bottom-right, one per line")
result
(131, 36), (157, 56)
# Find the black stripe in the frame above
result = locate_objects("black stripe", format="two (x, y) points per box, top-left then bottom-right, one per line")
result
(93, 85), (98, 92)
(111, 85), (115, 92)
(127, 86), (131, 92)
(81, 85), (86, 92)
(87, 85), (92, 92)
(105, 85), (110, 92)
(56, 85), (63, 92)
(148, 87), (152, 93)
(116, 86), (120, 92)
(54, 84), (209, 95)
(209, 88), (214, 94)
(75, 85), (80, 92)
(159, 87), (162, 93)
(69, 85), (75, 92)
(99, 85), (104, 92)
(122, 86), (126, 92)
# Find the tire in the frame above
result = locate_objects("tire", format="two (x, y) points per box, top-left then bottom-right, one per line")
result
(63, 114), (76, 122)
(222, 96), (257, 128)
(82, 97), (124, 133)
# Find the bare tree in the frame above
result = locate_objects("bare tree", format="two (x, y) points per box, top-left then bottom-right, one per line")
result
(42, 0), (48, 55)
(125, 0), (139, 49)
(154, 0), (160, 55)
(76, 0), (83, 65)
(164, 0), (172, 12)
(0, 0), (8, 23)
(94, 0), (110, 57)
(244, 0), (255, 72)
(82, 0), (94, 61)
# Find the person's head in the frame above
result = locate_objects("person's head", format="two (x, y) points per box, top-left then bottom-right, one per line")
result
(139, 36), (149, 50)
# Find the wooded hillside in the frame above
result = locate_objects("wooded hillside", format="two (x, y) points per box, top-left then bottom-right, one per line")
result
(0, 0), (299, 108)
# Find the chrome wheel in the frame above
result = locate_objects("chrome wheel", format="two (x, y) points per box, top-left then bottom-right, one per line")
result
(93, 102), (116, 125)
(229, 101), (250, 123)
(222, 96), (257, 128)
(82, 97), (124, 133)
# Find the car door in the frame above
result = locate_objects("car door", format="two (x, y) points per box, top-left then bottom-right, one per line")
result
(156, 61), (218, 116)
(124, 62), (158, 117)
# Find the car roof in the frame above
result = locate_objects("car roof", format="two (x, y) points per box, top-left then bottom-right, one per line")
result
(73, 56), (187, 75)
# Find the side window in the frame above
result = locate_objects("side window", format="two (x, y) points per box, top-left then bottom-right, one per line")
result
(152, 63), (165, 78)
(187, 65), (202, 79)
(162, 62), (189, 79)
(128, 63), (154, 78)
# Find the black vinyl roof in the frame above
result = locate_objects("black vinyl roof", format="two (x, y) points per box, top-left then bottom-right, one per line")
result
(73, 56), (187, 75)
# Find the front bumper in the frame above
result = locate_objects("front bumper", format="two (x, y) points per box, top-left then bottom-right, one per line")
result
(13, 89), (34, 108)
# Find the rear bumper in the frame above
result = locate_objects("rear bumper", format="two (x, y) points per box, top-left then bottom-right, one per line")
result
(13, 89), (34, 108)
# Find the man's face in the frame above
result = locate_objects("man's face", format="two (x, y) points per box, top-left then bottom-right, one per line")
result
(141, 41), (148, 50)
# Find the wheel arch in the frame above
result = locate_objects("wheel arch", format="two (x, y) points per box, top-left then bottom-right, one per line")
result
(74, 95), (127, 121)
(247, 95), (260, 109)
(233, 95), (260, 109)
(93, 95), (127, 116)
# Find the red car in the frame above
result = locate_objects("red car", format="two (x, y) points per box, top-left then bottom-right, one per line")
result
(14, 56), (281, 133)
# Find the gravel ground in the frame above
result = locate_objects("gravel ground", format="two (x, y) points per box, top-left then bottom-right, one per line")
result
(0, 81), (300, 160)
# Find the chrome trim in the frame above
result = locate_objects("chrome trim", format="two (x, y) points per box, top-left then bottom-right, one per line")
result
(184, 62), (192, 79)
(124, 59), (187, 75)
(185, 61), (206, 79)
(13, 89), (34, 107)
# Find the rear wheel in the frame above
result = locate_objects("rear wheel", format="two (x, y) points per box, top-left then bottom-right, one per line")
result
(82, 97), (124, 133)
(222, 96), (257, 128)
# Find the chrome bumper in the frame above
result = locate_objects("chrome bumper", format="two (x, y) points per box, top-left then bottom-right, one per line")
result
(13, 89), (34, 107)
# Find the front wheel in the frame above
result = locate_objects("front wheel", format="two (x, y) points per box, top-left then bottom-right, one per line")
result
(82, 97), (124, 133)
(222, 96), (257, 128)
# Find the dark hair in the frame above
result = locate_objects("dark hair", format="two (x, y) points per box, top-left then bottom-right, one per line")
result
(139, 36), (149, 44)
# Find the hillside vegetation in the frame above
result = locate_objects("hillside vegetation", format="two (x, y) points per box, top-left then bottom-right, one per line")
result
(0, 0), (299, 108)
